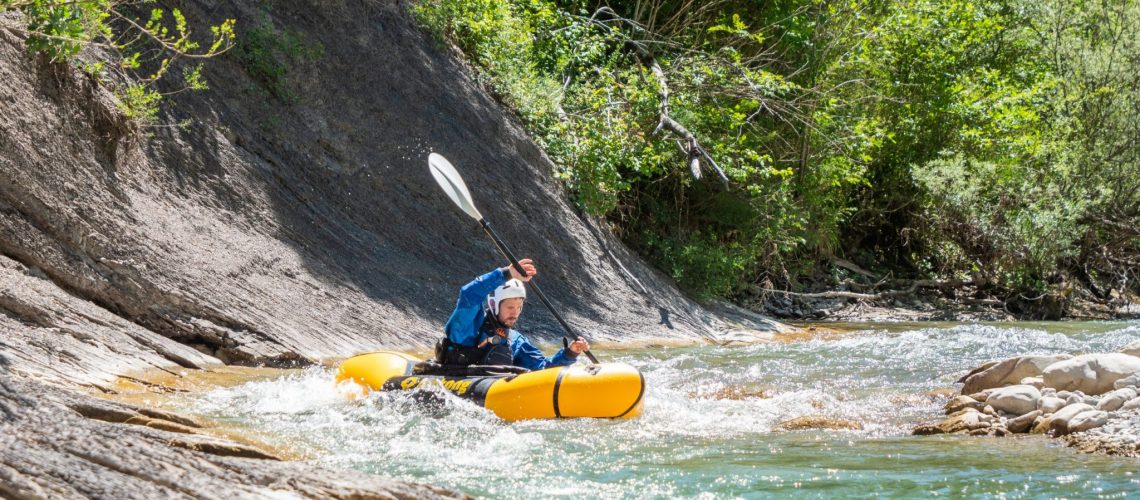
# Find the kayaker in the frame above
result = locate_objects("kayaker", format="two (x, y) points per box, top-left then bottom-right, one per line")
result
(436, 258), (589, 369)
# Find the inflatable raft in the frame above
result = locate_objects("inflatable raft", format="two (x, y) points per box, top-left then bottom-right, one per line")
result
(335, 351), (645, 421)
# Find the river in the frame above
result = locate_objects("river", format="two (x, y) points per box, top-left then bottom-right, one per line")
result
(160, 321), (1140, 497)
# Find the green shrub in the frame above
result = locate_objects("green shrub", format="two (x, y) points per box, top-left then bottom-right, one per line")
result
(5, 0), (235, 126)
(415, 0), (1140, 301)
(235, 15), (322, 102)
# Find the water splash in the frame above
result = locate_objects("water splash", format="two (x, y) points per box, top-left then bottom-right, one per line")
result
(173, 322), (1140, 497)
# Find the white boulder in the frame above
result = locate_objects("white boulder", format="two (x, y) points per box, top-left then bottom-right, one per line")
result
(1114, 373), (1140, 389)
(961, 355), (1072, 394)
(1066, 410), (1110, 434)
(1019, 376), (1044, 389)
(1006, 410), (1041, 433)
(1121, 397), (1140, 411)
(944, 395), (984, 414)
(1096, 388), (1137, 411)
(1042, 353), (1140, 395)
(1037, 396), (1066, 415)
(985, 385), (1040, 415)
(1120, 339), (1140, 357)
(1033, 403), (1094, 434)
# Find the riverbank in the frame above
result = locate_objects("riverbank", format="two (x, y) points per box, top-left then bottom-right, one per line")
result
(913, 341), (1140, 458)
(752, 285), (1140, 323)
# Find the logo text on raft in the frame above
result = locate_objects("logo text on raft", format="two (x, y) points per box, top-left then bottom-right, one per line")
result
(400, 377), (473, 395)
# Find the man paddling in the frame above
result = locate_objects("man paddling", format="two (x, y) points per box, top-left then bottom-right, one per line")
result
(436, 258), (589, 369)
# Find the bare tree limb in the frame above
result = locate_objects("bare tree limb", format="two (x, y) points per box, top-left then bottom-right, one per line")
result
(585, 6), (730, 186)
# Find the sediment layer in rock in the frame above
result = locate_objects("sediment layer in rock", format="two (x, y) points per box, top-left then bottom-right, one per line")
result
(0, 375), (466, 499)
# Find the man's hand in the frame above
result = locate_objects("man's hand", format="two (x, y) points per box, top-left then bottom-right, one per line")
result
(568, 336), (589, 355)
(506, 258), (536, 282)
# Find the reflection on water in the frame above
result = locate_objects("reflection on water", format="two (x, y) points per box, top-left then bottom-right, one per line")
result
(171, 322), (1140, 497)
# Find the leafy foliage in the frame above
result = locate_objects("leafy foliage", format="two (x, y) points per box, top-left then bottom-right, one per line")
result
(418, 0), (1140, 306)
(235, 14), (323, 102)
(3, 0), (235, 126)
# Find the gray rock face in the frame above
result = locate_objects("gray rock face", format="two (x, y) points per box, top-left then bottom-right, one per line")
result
(1043, 354), (1140, 395)
(960, 355), (1072, 395)
(0, 0), (747, 380)
(0, 375), (465, 499)
(985, 385), (1040, 415)
(0, 256), (222, 387)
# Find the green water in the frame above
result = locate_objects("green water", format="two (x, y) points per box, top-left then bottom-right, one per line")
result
(176, 322), (1140, 498)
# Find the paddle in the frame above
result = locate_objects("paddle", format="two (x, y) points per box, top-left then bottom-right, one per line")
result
(428, 153), (599, 364)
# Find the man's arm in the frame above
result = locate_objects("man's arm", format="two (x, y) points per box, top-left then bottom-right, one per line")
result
(443, 268), (508, 346)
(511, 334), (577, 370)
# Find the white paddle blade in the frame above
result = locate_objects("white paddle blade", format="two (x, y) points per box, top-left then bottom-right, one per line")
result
(428, 153), (482, 220)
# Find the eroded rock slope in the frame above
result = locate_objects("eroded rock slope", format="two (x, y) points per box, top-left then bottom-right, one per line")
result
(1, 1), (768, 383)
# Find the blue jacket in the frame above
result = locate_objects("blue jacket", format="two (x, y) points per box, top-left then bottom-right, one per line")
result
(444, 268), (577, 370)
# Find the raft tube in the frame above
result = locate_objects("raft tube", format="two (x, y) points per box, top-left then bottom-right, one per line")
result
(335, 351), (645, 421)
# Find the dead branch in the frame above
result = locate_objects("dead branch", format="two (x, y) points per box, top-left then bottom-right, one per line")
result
(830, 256), (879, 280)
(761, 279), (968, 301)
(586, 7), (729, 186)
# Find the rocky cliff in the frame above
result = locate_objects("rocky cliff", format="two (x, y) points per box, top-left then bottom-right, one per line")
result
(0, 1), (766, 385)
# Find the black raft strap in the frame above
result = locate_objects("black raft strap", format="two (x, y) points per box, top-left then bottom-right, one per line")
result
(552, 366), (569, 418)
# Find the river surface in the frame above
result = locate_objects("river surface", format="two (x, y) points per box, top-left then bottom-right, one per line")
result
(164, 322), (1140, 498)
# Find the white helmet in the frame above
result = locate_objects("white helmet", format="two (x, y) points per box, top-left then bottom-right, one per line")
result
(488, 279), (527, 315)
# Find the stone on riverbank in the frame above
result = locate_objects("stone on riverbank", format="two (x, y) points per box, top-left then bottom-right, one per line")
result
(924, 345), (1140, 457)
(1033, 403), (1095, 435)
(1006, 410), (1042, 433)
(985, 385), (1040, 415)
(1121, 340), (1140, 358)
(1037, 396), (1067, 414)
(940, 408), (997, 433)
(959, 355), (1072, 395)
(1062, 409), (1140, 457)
(1114, 374), (1140, 389)
(1096, 388), (1137, 412)
(1067, 410), (1111, 434)
(1043, 354), (1140, 395)
(944, 395), (985, 414)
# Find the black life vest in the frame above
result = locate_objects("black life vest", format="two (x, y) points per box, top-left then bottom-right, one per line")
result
(435, 308), (514, 366)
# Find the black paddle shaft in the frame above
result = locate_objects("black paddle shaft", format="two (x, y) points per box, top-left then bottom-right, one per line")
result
(479, 219), (600, 364)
